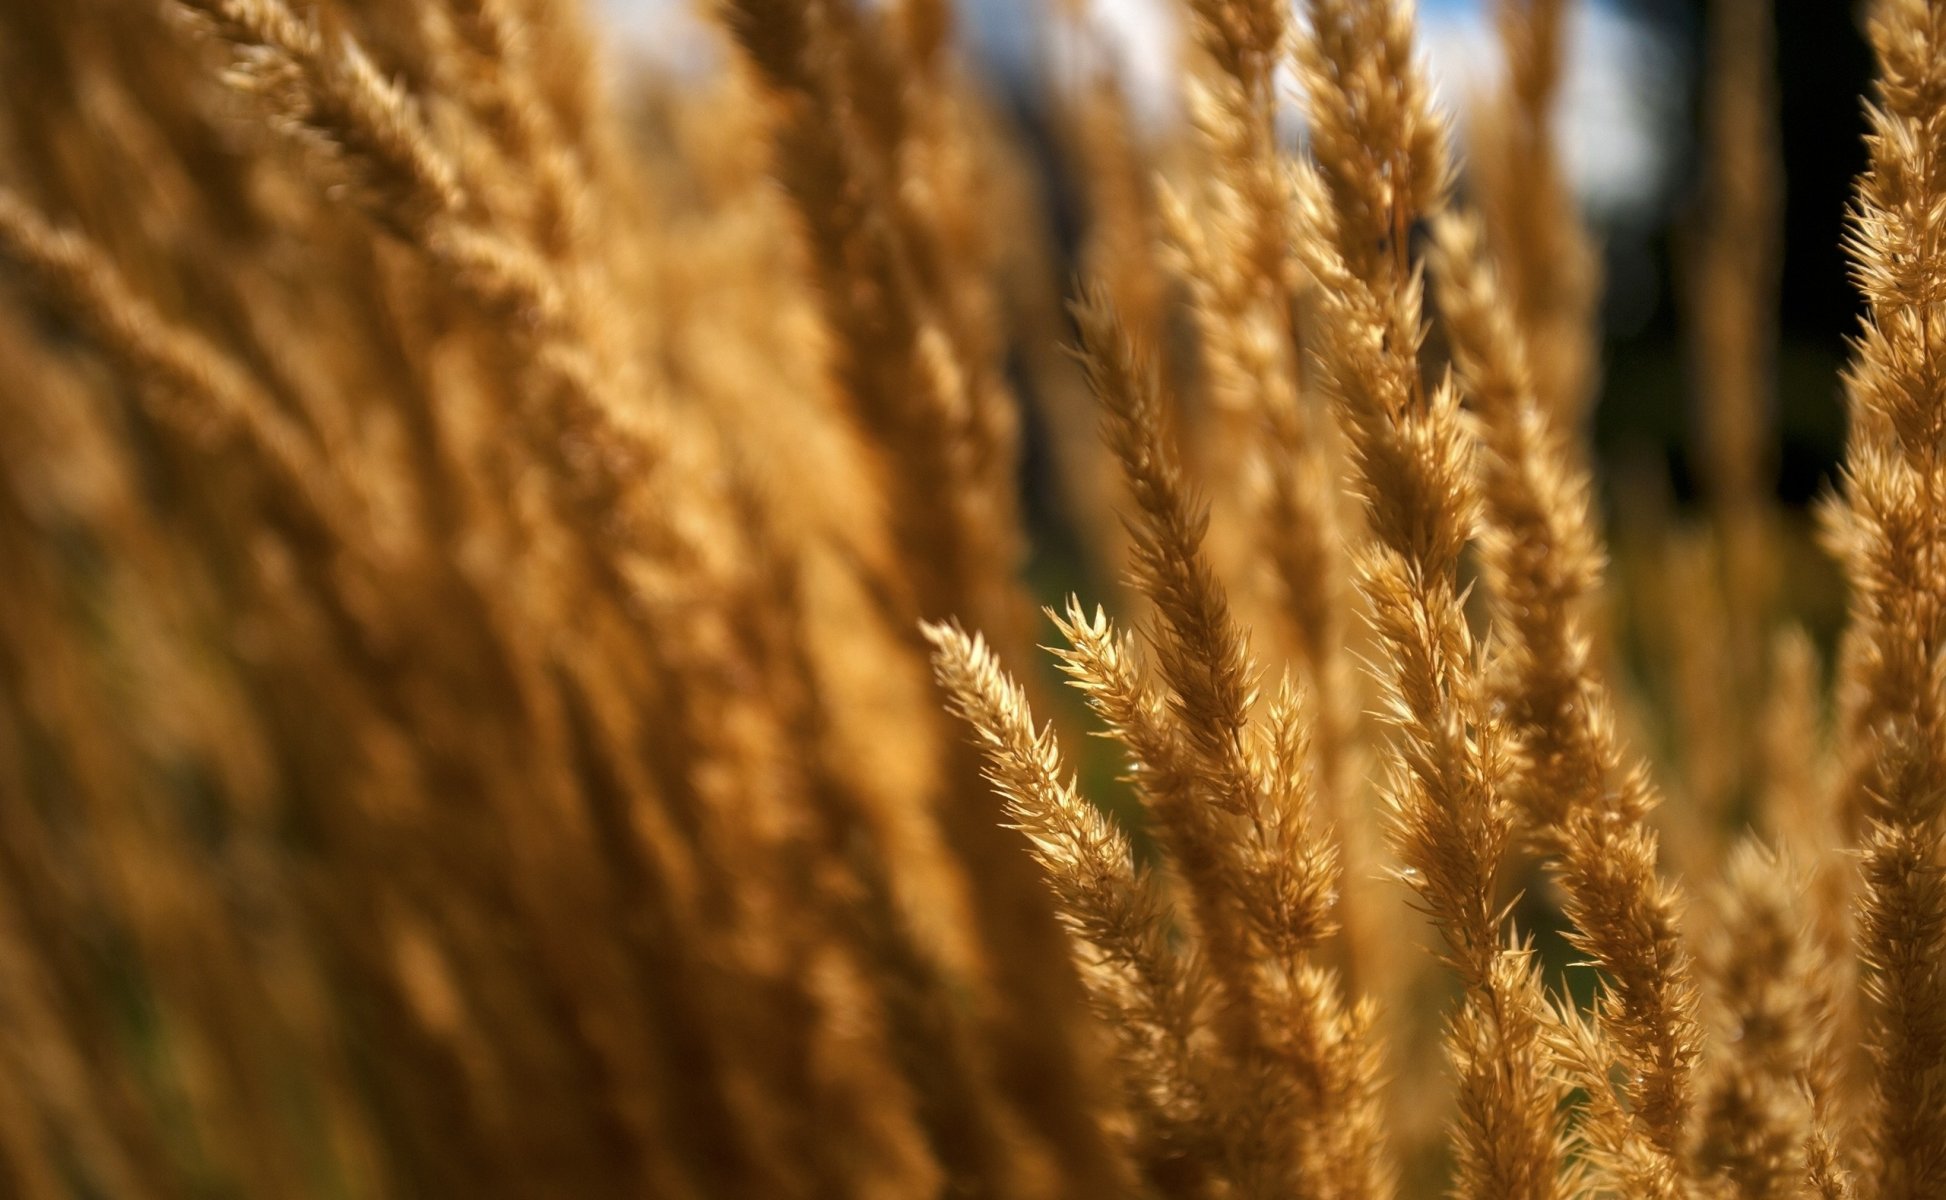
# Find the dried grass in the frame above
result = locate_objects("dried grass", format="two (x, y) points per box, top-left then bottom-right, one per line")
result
(0, 0), (1930, 1196)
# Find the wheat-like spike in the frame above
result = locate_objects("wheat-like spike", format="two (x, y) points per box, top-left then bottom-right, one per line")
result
(1046, 599), (1209, 849)
(1289, 6), (1570, 1198)
(1446, 947), (1580, 1200)
(1057, 606), (1390, 1198)
(1071, 289), (1259, 815)
(175, 0), (584, 335)
(1169, 0), (1361, 967)
(1426, 211), (1604, 834)
(1181, 0), (1286, 99)
(1696, 842), (1821, 1200)
(1291, 0), (1488, 984)
(1070, 291), (1311, 1132)
(1173, 0), (1293, 364)
(1808, 1149), (1858, 1200)
(1256, 680), (1394, 1200)
(1293, 0), (1449, 288)
(1430, 210), (1703, 1170)
(1830, 3), (1946, 1196)
(170, 0), (677, 591)
(1046, 599), (1262, 951)
(1548, 1002), (1684, 1200)
(1760, 628), (1863, 1143)
(1073, 282), (1345, 1007)
(426, 0), (597, 260)
(174, 0), (761, 660)
(1060, 292), (1266, 1019)
(174, 0), (464, 237)
(1049, 591), (1384, 1197)
(923, 620), (1217, 1186)
(1247, 678), (1341, 965)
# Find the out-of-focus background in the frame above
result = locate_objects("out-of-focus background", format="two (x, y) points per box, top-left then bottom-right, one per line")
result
(601, 0), (1868, 630)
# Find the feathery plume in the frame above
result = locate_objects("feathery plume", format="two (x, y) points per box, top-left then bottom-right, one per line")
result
(1431, 211), (1703, 1171)
(1290, 5), (1569, 1197)
(1697, 843), (1822, 1200)
(925, 620), (1212, 1190)
(1066, 288), (1386, 1196)
(1829, 3), (1946, 1195)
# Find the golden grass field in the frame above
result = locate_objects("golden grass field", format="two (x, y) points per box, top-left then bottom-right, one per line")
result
(0, 0), (1937, 1197)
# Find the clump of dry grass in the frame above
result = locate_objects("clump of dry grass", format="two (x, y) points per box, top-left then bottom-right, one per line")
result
(0, 0), (1932, 1196)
